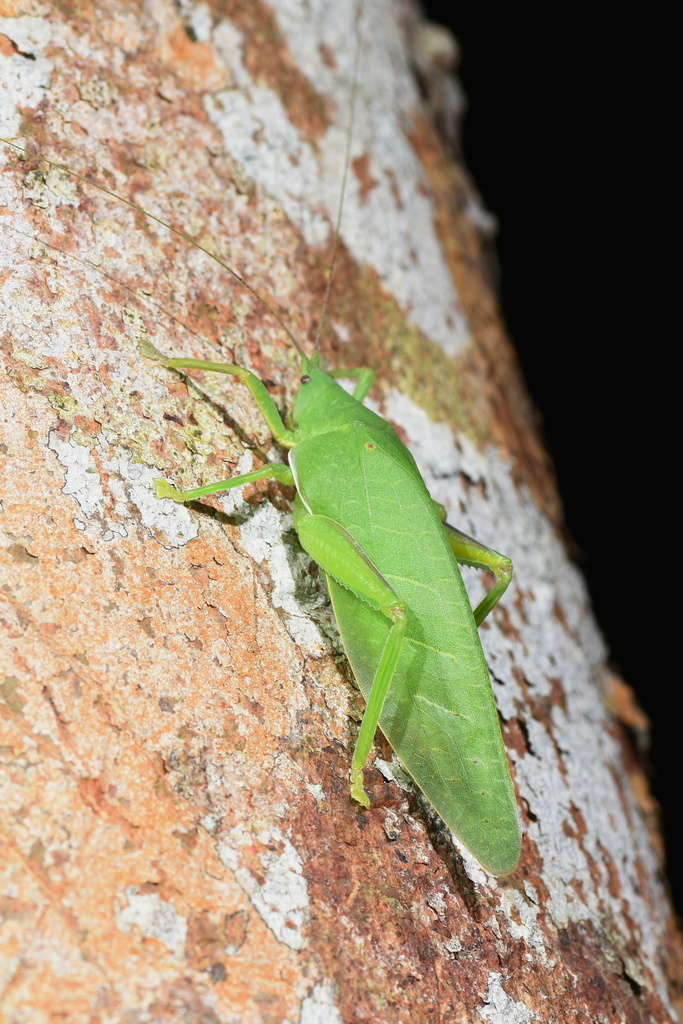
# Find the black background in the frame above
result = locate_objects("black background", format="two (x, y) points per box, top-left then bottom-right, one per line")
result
(418, 4), (678, 911)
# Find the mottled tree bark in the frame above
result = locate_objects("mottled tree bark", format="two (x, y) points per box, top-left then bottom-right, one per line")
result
(1, 2), (681, 1022)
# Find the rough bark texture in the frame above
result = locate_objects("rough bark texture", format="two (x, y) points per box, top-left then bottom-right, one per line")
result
(1, 2), (681, 1022)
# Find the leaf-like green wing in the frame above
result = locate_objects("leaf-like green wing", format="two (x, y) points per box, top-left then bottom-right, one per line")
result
(293, 421), (521, 875)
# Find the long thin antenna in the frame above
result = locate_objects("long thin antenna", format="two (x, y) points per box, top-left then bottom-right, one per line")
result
(1, 136), (305, 356)
(313, 2), (363, 353)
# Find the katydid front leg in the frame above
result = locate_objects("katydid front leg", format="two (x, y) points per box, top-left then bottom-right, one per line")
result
(293, 494), (407, 807)
(141, 340), (299, 448)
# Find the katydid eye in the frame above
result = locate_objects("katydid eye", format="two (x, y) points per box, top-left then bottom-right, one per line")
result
(300, 375), (311, 384)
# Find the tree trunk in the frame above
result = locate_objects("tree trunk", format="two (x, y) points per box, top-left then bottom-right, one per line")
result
(1, 2), (680, 1022)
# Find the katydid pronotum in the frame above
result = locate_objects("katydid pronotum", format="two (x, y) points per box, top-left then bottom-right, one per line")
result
(1, 15), (521, 878)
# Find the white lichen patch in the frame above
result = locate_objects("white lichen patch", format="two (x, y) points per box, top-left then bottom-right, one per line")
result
(296, 981), (345, 1024)
(47, 431), (199, 548)
(305, 782), (326, 805)
(219, 829), (309, 952)
(48, 431), (105, 519)
(177, 0), (214, 45)
(480, 973), (537, 1024)
(20, 165), (81, 213)
(375, 755), (414, 796)
(115, 887), (187, 958)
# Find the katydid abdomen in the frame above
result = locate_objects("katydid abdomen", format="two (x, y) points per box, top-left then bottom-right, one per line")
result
(291, 416), (521, 876)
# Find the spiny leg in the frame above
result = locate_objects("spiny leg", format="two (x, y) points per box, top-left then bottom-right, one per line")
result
(433, 501), (513, 627)
(141, 339), (298, 447)
(293, 495), (406, 806)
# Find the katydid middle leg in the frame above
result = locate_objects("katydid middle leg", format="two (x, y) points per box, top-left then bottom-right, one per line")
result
(155, 462), (294, 503)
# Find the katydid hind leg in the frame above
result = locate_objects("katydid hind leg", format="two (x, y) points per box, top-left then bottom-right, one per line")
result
(436, 509), (513, 626)
(292, 496), (407, 806)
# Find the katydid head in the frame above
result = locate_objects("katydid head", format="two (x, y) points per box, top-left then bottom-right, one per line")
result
(292, 359), (357, 435)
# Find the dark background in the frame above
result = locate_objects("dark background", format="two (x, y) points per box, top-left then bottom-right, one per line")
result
(419, 5), (678, 911)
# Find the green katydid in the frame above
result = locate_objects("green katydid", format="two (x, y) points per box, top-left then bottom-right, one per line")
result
(1, 15), (521, 876)
(140, 338), (521, 876)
